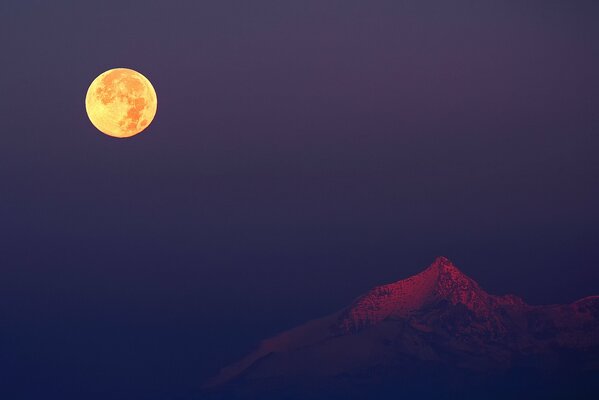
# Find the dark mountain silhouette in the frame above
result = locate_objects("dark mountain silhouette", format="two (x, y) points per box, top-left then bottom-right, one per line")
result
(204, 257), (599, 399)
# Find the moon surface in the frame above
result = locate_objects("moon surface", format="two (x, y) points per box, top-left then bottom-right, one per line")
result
(85, 68), (157, 138)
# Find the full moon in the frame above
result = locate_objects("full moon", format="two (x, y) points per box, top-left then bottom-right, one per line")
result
(85, 68), (157, 138)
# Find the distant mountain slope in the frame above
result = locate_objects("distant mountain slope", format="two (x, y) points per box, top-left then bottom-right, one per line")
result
(205, 257), (599, 399)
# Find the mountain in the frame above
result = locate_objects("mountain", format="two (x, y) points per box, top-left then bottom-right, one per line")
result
(205, 257), (599, 399)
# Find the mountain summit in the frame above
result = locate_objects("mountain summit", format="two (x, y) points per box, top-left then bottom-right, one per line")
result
(206, 257), (599, 399)
(336, 256), (523, 333)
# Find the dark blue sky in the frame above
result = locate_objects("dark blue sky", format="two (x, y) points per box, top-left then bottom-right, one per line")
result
(1, 1), (598, 399)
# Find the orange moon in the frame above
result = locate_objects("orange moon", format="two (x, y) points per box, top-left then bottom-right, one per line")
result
(85, 68), (157, 138)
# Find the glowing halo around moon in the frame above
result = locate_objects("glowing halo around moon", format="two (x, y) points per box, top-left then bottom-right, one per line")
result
(85, 68), (157, 138)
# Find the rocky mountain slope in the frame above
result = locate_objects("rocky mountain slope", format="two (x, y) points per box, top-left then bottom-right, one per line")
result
(205, 257), (599, 399)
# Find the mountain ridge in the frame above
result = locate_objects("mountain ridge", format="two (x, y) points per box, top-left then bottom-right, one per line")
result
(335, 256), (525, 333)
(206, 257), (599, 397)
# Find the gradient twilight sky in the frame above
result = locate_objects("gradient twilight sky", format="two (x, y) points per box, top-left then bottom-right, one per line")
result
(1, 1), (599, 399)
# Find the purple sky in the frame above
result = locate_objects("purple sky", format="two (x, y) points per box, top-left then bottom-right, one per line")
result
(1, 1), (598, 399)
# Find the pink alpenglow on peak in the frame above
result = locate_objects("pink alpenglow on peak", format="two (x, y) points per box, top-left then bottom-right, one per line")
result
(337, 256), (523, 333)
